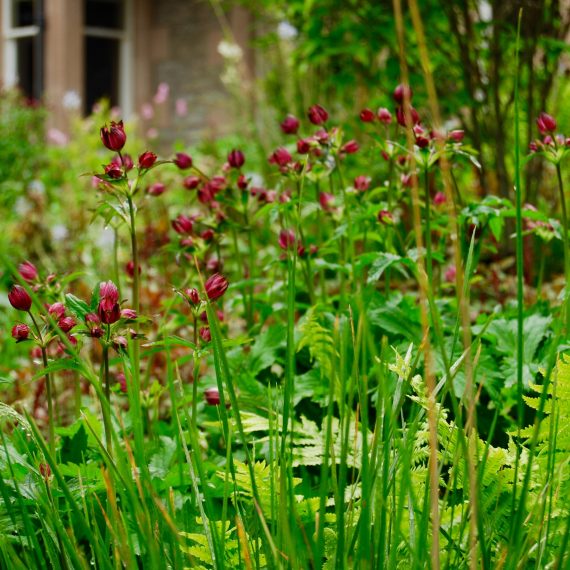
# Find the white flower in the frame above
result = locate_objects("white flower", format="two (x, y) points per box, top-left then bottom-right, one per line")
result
(218, 40), (243, 61)
(277, 21), (297, 40)
(62, 90), (81, 110)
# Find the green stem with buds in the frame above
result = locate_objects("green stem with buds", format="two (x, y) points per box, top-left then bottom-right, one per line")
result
(555, 163), (570, 334)
(29, 311), (55, 456)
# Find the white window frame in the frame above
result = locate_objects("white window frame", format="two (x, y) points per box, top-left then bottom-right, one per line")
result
(83, 0), (133, 116)
(2, 0), (41, 90)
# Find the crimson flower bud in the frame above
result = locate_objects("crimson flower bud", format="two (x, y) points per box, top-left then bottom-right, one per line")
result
(237, 174), (249, 189)
(204, 273), (229, 301)
(147, 182), (166, 196)
(396, 105), (420, 127)
(8, 285), (32, 312)
(98, 303), (120, 325)
(314, 129), (329, 144)
(297, 138), (312, 154)
(199, 327), (212, 343)
(269, 147), (292, 167)
(185, 288), (200, 305)
(378, 210), (394, 225)
(85, 312), (100, 326)
(448, 130), (464, 143)
(100, 281), (119, 306)
(297, 243), (306, 257)
(173, 152), (192, 169)
(529, 141), (539, 153)
(354, 175), (371, 191)
(341, 140), (359, 154)
(138, 151), (157, 169)
(171, 214), (194, 235)
(319, 192), (335, 211)
(281, 114), (300, 134)
(360, 108), (375, 122)
(121, 309), (137, 320)
(58, 316), (76, 333)
(206, 257), (221, 273)
(415, 135), (430, 148)
(434, 191), (446, 206)
(91, 326), (104, 338)
(48, 302), (66, 320)
(537, 112), (557, 134)
(201, 229), (215, 241)
(39, 463), (52, 480)
(180, 236), (194, 248)
(117, 372), (127, 393)
(114, 336), (128, 350)
(104, 162), (123, 179)
(122, 154), (134, 171)
(393, 84), (413, 104)
(183, 175), (201, 190)
(126, 261), (141, 278)
(19, 261), (38, 283)
(308, 104), (328, 125)
(227, 149), (245, 169)
(12, 323), (30, 342)
(445, 265), (457, 283)
(100, 120), (126, 151)
(204, 387), (221, 406)
(377, 108), (392, 124)
(278, 229), (295, 250)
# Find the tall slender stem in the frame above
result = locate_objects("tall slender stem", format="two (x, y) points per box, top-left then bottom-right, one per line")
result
(127, 194), (141, 379)
(29, 311), (55, 456)
(424, 165), (433, 285)
(101, 343), (113, 457)
(555, 163), (570, 334)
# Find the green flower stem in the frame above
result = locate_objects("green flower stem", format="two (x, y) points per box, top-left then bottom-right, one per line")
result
(126, 192), (141, 382)
(101, 334), (113, 459)
(29, 311), (55, 456)
(424, 165), (434, 285)
(555, 163), (570, 334)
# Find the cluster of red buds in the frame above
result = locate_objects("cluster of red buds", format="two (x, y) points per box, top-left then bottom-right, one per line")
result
(277, 228), (317, 259)
(269, 104), (360, 175)
(529, 112), (570, 164)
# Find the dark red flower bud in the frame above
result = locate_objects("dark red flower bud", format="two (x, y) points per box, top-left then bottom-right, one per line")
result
(39, 463), (51, 479)
(199, 327), (212, 343)
(91, 326), (104, 338)
(434, 191), (446, 206)
(180, 236), (194, 248)
(85, 312), (100, 325)
(237, 174), (249, 190)
(172, 214), (194, 235)
(209, 176), (227, 193)
(100, 120), (126, 151)
(147, 182), (166, 196)
(360, 108), (375, 122)
(125, 261), (141, 278)
(8, 285), (32, 312)
(113, 336), (128, 350)
(204, 273), (229, 301)
(314, 129), (329, 144)
(269, 147), (292, 167)
(206, 257), (221, 273)
(415, 135), (429, 148)
(138, 151), (157, 169)
(297, 138), (312, 154)
(529, 141), (539, 153)
(104, 162), (123, 179)
(377, 108), (392, 124)
(48, 302), (66, 320)
(201, 229), (215, 241)
(122, 154), (134, 171)
(185, 288), (200, 305)
(378, 210), (394, 225)
(58, 316), (76, 333)
(121, 308), (137, 320)
(204, 387), (221, 405)
(227, 149), (245, 169)
(278, 229), (295, 250)
(341, 140), (359, 154)
(98, 302), (120, 325)
(281, 114), (300, 134)
(99, 281), (119, 307)
(117, 372), (127, 393)
(319, 192), (335, 211)
(396, 105), (420, 127)
(173, 152), (192, 169)
(393, 84), (413, 104)
(448, 130), (464, 143)
(537, 112), (557, 134)
(354, 176), (371, 191)
(308, 104), (328, 125)
(12, 323), (30, 342)
(183, 175), (201, 190)
(19, 261), (38, 283)
(297, 243), (306, 257)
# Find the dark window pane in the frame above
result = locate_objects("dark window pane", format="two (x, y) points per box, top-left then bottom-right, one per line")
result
(13, 0), (36, 27)
(16, 35), (42, 101)
(84, 36), (120, 113)
(85, 0), (124, 30)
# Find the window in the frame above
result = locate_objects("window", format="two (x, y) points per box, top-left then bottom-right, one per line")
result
(2, 0), (44, 101)
(84, 0), (132, 116)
